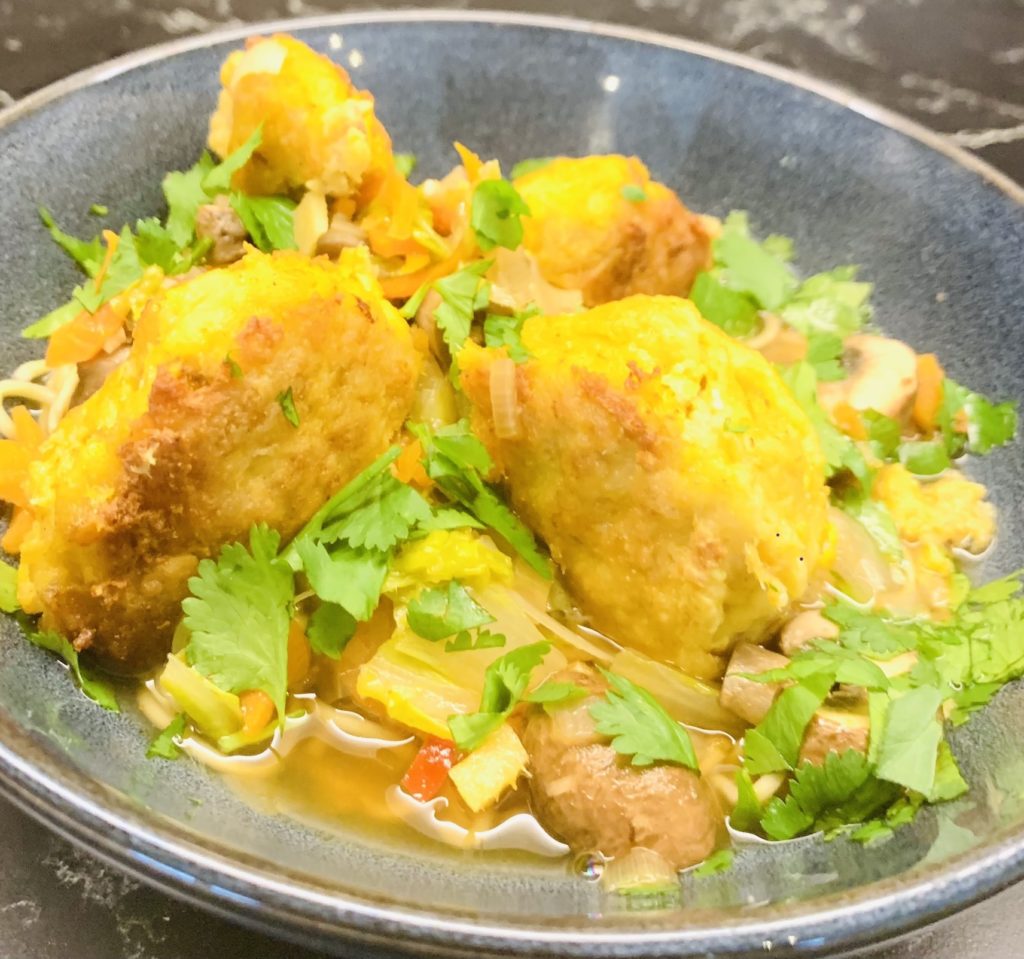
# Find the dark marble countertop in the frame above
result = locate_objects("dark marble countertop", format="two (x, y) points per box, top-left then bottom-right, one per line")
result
(1, 1), (1023, 957)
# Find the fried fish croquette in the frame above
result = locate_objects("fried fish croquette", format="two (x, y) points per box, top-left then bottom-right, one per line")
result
(208, 34), (394, 204)
(18, 249), (421, 673)
(513, 155), (712, 306)
(460, 295), (829, 680)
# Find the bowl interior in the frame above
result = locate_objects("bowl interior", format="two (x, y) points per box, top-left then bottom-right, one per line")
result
(1, 14), (1023, 956)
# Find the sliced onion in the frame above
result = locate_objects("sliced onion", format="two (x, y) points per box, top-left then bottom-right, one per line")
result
(828, 506), (897, 604)
(602, 846), (678, 894)
(489, 357), (520, 439)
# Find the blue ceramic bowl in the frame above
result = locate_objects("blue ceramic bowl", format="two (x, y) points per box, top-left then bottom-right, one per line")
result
(0, 12), (1022, 958)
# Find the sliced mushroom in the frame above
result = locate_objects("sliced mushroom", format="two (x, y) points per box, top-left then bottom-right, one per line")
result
(778, 608), (839, 657)
(798, 706), (869, 766)
(195, 195), (247, 265)
(818, 334), (917, 420)
(720, 644), (790, 725)
(315, 213), (367, 259)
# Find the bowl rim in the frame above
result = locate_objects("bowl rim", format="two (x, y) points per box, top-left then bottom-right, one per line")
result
(1, 10), (1023, 958)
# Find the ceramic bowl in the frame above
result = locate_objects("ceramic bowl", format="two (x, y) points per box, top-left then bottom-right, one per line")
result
(0, 11), (1022, 958)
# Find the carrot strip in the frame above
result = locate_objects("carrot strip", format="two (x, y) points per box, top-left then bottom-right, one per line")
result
(46, 301), (124, 367)
(454, 142), (482, 182)
(2, 507), (33, 554)
(393, 439), (431, 488)
(832, 401), (868, 440)
(287, 618), (312, 688)
(913, 353), (944, 433)
(92, 229), (121, 292)
(239, 689), (276, 735)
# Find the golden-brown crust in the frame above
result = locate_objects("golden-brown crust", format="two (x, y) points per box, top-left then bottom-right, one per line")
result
(515, 155), (712, 306)
(460, 296), (830, 680)
(20, 252), (421, 673)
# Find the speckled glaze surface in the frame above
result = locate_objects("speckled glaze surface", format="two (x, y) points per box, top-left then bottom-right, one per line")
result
(0, 12), (1023, 959)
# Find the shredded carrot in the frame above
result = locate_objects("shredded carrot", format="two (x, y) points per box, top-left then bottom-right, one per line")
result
(393, 439), (431, 488)
(92, 229), (121, 292)
(0, 441), (35, 508)
(912, 353), (944, 433)
(2, 507), (33, 554)
(239, 689), (276, 735)
(832, 401), (868, 440)
(454, 141), (482, 182)
(287, 618), (312, 688)
(10, 406), (43, 452)
(46, 301), (125, 367)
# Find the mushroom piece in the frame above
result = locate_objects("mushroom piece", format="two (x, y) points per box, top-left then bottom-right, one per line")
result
(315, 213), (367, 259)
(194, 195), (247, 265)
(818, 334), (918, 420)
(522, 663), (719, 870)
(778, 608), (839, 657)
(799, 707), (870, 766)
(720, 644), (790, 725)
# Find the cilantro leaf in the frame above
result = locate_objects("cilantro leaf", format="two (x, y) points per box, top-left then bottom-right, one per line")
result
(524, 680), (587, 709)
(73, 226), (144, 313)
(445, 628), (507, 652)
(0, 563), (19, 613)
(147, 713), (188, 760)
(898, 439), (951, 476)
(483, 305), (536, 363)
(230, 194), (297, 252)
(760, 749), (899, 840)
(805, 331), (845, 382)
(780, 266), (872, 337)
(939, 378), (1017, 457)
(412, 421), (552, 578)
(307, 602), (357, 659)
(778, 361), (871, 488)
(277, 387), (300, 428)
(589, 670), (698, 769)
(448, 640), (551, 750)
(294, 538), (388, 622)
(689, 272), (760, 337)
(691, 849), (734, 877)
(394, 153), (418, 178)
(875, 685), (945, 795)
(432, 260), (492, 356)
(471, 179), (531, 252)
(133, 217), (187, 274)
(510, 157), (554, 179)
(22, 300), (82, 339)
(25, 626), (119, 712)
(320, 475), (433, 553)
(39, 207), (103, 275)
(202, 126), (263, 194)
(620, 184), (647, 203)
(743, 672), (833, 774)
(862, 410), (902, 460)
(730, 768), (763, 833)
(162, 152), (217, 247)
(183, 524), (294, 721)
(714, 215), (797, 310)
(407, 580), (494, 641)
(929, 739), (968, 802)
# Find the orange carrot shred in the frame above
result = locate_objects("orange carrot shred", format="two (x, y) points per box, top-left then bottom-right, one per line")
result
(92, 229), (121, 292)
(2, 507), (33, 554)
(832, 401), (868, 440)
(239, 689), (276, 735)
(912, 353), (944, 434)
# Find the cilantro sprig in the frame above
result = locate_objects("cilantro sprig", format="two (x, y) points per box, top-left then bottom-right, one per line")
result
(411, 420), (552, 578)
(589, 670), (698, 769)
(448, 641), (551, 750)
(471, 178), (531, 252)
(183, 524), (294, 723)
